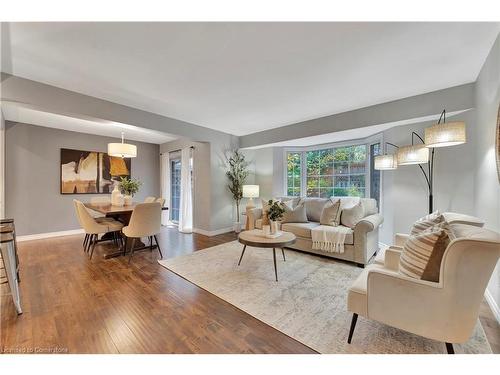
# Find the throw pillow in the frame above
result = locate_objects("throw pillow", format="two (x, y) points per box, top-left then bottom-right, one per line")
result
(340, 201), (365, 228)
(399, 228), (450, 282)
(281, 202), (308, 224)
(300, 198), (330, 222)
(320, 199), (342, 226)
(410, 213), (445, 235)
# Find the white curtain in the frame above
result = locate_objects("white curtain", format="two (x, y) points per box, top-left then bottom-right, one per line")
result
(160, 153), (171, 226)
(178, 147), (193, 233)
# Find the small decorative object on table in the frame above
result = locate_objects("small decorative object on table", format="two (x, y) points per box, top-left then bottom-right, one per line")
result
(267, 200), (286, 235)
(111, 184), (124, 206)
(119, 177), (142, 206)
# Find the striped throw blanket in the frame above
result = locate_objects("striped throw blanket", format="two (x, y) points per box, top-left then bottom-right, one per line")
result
(311, 225), (352, 253)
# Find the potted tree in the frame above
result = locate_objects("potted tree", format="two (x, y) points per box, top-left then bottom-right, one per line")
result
(225, 150), (249, 233)
(119, 177), (142, 205)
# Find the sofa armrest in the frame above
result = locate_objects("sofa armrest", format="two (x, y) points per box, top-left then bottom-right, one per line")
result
(384, 247), (402, 271)
(394, 233), (409, 247)
(246, 207), (263, 230)
(354, 213), (384, 233)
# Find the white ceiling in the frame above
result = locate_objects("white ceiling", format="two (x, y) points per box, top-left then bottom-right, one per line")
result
(1, 101), (178, 144)
(2, 22), (499, 136)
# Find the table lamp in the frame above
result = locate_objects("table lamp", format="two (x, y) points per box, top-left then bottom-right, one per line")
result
(243, 185), (259, 209)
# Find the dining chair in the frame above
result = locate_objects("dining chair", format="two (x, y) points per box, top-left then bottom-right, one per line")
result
(122, 202), (163, 264)
(87, 196), (112, 218)
(144, 196), (156, 203)
(155, 197), (166, 207)
(74, 200), (124, 259)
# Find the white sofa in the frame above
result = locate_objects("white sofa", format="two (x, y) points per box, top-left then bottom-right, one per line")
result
(347, 217), (499, 354)
(246, 197), (383, 267)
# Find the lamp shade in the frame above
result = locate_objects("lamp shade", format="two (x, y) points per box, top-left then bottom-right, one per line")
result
(374, 154), (398, 170)
(397, 144), (429, 165)
(107, 142), (137, 158)
(242, 185), (259, 198)
(424, 121), (466, 148)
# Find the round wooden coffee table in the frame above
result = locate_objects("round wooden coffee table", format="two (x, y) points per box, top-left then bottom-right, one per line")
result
(237, 229), (296, 281)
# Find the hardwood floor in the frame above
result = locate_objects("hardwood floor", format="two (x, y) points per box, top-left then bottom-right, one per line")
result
(1, 227), (499, 354)
(0, 227), (316, 354)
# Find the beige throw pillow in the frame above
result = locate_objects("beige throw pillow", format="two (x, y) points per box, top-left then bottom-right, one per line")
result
(281, 202), (308, 224)
(320, 199), (341, 226)
(399, 227), (450, 282)
(340, 201), (365, 228)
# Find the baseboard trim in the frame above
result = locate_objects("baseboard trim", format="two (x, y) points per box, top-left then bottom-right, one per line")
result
(484, 288), (500, 324)
(378, 242), (390, 249)
(17, 229), (84, 242)
(193, 227), (234, 237)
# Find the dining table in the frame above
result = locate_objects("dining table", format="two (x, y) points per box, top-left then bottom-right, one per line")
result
(83, 202), (167, 259)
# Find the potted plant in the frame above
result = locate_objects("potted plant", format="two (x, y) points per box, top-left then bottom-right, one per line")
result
(225, 150), (249, 233)
(119, 177), (142, 205)
(267, 200), (286, 234)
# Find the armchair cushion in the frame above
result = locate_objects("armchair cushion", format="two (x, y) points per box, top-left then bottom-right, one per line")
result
(410, 212), (445, 235)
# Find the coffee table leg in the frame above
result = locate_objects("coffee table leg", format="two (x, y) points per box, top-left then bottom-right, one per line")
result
(273, 248), (278, 282)
(238, 245), (247, 266)
(281, 248), (286, 261)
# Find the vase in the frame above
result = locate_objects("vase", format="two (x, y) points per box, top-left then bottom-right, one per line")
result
(270, 220), (279, 234)
(124, 195), (133, 206)
(111, 185), (123, 206)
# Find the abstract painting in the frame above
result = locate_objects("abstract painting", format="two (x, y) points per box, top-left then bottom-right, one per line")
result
(60, 148), (131, 194)
(99, 153), (131, 193)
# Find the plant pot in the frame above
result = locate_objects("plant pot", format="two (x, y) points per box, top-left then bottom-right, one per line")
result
(124, 195), (133, 206)
(233, 222), (242, 233)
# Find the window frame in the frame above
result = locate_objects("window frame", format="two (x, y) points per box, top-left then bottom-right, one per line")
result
(283, 134), (383, 200)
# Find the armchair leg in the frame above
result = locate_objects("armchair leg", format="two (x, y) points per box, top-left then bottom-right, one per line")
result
(347, 313), (358, 344)
(445, 342), (454, 354)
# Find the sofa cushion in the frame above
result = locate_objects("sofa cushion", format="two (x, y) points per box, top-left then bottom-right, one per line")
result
(341, 201), (365, 228)
(281, 222), (354, 244)
(300, 197), (330, 222)
(282, 202), (308, 224)
(320, 199), (341, 226)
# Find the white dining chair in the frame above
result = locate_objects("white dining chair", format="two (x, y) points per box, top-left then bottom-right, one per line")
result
(144, 196), (156, 203)
(73, 200), (124, 259)
(122, 202), (163, 264)
(155, 197), (165, 207)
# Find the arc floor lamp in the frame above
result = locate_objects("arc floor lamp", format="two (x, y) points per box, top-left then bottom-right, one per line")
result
(375, 109), (466, 214)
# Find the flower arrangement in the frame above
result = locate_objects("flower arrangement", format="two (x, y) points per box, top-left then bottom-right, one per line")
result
(119, 176), (142, 197)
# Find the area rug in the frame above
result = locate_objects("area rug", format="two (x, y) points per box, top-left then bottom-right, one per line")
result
(158, 241), (491, 354)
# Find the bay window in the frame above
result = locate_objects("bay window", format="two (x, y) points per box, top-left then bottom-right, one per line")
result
(286, 141), (380, 201)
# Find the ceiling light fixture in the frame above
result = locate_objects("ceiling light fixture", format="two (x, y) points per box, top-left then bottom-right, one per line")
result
(107, 132), (137, 158)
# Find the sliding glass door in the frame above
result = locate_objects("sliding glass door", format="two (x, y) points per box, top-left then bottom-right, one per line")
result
(170, 158), (182, 223)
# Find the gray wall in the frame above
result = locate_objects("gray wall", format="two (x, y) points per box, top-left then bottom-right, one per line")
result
(5, 122), (160, 236)
(240, 83), (474, 148)
(474, 33), (500, 311)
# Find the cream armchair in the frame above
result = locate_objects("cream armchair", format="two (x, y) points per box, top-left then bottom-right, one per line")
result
(347, 223), (500, 354)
